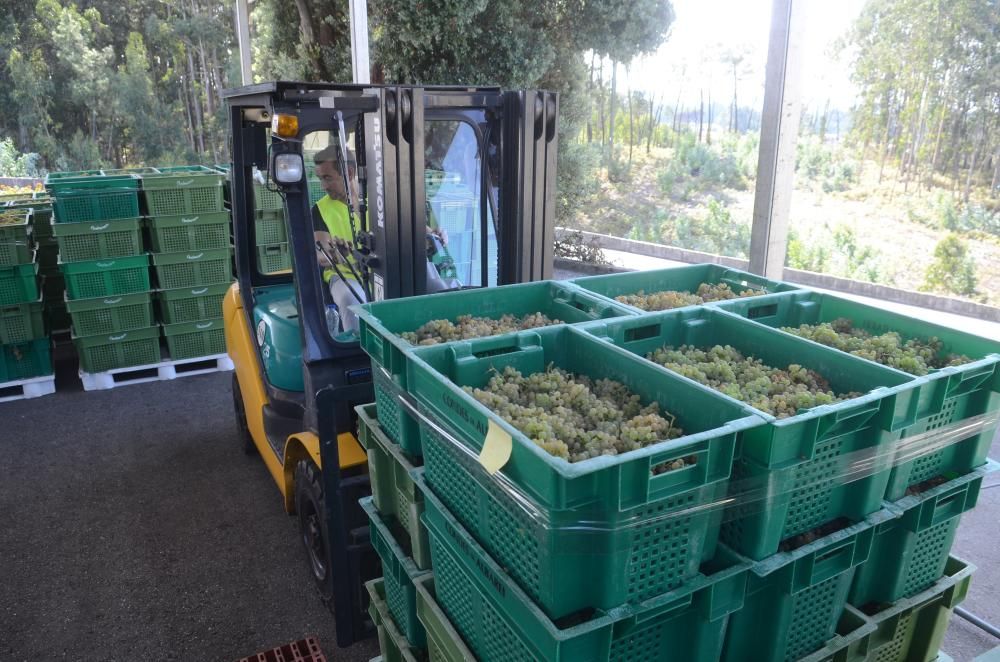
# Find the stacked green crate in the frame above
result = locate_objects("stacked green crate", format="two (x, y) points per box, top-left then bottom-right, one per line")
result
(254, 175), (292, 274)
(143, 166), (231, 361)
(45, 170), (156, 372)
(0, 205), (51, 385)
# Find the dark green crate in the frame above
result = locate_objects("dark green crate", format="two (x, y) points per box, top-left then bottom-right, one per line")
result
(718, 290), (1000, 502)
(257, 242), (292, 273)
(366, 578), (426, 662)
(849, 463), (992, 608)
(52, 186), (141, 223)
(0, 241), (32, 267)
(419, 473), (750, 662)
(151, 248), (233, 289)
(363, 497), (430, 650)
(162, 318), (226, 360)
(52, 217), (143, 261)
(0, 209), (30, 243)
(722, 511), (889, 662)
(255, 209), (287, 245)
(254, 181), (284, 210)
(796, 608), (875, 662)
(409, 325), (761, 619)
(0, 298), (45, 344)
(65, 291), (155, 336)
(358, 279), (638, 395)
(413, 575), (477, 662)
(357, 404), (430, 570)
(147, 211), (231, 253)
(846, 556), (974, 662)
(155, 283), (230, 324)
(60, 254), (150, 300)
(0, 337), (52, 383)
(581, 308), (920, 561)
(0, 260), (40, 305)
(101, 167), (161, 176)
(44, 169), (118, 185)
(142, 166), (226, 216)
(570, 263), (801, 313)
(73, 324), (162, 373)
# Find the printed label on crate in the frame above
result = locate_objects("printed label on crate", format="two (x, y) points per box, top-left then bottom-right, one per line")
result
(479, 419), (512, 474)
(441, 389), (487, 437)
(443, 519), (507, 599)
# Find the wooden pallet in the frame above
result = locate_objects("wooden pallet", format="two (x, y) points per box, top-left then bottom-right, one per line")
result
(79, 352), (233, 391)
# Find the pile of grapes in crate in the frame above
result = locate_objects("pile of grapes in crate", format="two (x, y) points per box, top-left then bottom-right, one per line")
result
(354, 266), (1000, 662)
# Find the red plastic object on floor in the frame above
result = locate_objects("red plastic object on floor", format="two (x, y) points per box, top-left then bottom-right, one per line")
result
(237, 636), (327, 662)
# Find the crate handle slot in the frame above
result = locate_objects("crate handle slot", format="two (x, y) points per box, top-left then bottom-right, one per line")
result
(805, 538), (855, 585)
(89, 223), (109, 232)
(102, 298), (122, 305)
(624, 322), (661, 343)
(196, 322), (213, 330)
(186, 253), (204, 260)
(191, 287), (208, 295)
(746, 303), (778, 320)
(923, 486), (969, 527)
(175, 179), (195, 187)
(181, 216), (199, 223)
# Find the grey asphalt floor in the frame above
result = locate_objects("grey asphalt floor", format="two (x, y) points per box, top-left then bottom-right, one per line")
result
(0, 350), (998, 661)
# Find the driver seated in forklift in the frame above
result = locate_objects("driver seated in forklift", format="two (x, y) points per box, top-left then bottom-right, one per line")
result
(312, 145), (456, 334)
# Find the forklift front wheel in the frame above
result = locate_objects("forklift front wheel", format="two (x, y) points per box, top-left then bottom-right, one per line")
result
(231, 374), (256, 456)
(295, 459), (334, 603)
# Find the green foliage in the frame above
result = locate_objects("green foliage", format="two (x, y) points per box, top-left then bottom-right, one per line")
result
(658, 131), (753, 195)
(922, 234), (979, 297)
(0, 138), (41, 177)
(785, 228), (831, 273)
(795, 136), (857, 192)
(556, 142), (602, 222)
(785, 225), (882, 283)
(656, 197), (751, 257)
(832, 225), (882, 282)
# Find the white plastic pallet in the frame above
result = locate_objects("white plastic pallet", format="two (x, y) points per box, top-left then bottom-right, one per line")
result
(79, 353), (234, 391)
(0, 374), (57, 403)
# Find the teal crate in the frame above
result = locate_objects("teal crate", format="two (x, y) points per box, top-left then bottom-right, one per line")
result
(419, 472), (750, 662)
(0, 298), (45, 344)
(255, 209), (287, 245)
(60, 254), (150, 300)
(257, 242), (292, 273)
(796, 608), (875, 662)
(570, 263), (801, 313)
(357, 404), (430, 570)
(100, 167), (161, 176)
(151, 248), (233, 289)
(0, 260), (40, 305)
(155, 283), (230, 324)
(64, 291), (154, 336)
(359, 280), (637, 385)
(73, 325), (162, 373)
(849, 462), (992, 608)
(581, 308), (920, 561)
(48, 175), (141, 223)
(142, 166), (226, 216)
(847, 555), (974, 662)
(254, 180), (284, 211)
(366, 578), (426, 662)
(162, 318), (226, 360)
(413, 575), (477, 662)
(722, 510), (889, 662)
(363, 497), (430, 650)
(717, 289), (1000, 501)
(408, 325), (762, 619)
(147, 211), (231, 253)
(52, 217), (143, 261)
(0, 337), (52, 382)
(372, 365), (420, 454)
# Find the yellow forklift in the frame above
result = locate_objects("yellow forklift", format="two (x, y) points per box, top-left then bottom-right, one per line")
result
(221, 81), (558, 646)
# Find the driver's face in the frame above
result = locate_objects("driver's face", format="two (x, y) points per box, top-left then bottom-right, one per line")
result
(315, 159), (355, 200)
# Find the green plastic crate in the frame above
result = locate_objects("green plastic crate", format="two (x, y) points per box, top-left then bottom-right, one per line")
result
(413, 575), (476, 662)
(255, 209), (287, 245)
(797, 609), (876, 662)
(363, 497), (430, 650)
(0, 337), (52, 383)
(418, 472), (750, 662)
(0, 192), (35, 204)
(257, 242), (292, 274)
(52, 217), (143, 261)
(0, 260), (40, 305)
(722, 510), (889, 662)
(27, 207), (53, 239)
(142, 166), (226, 217)
(357, 404), (430, 570)
(60, 254), (150, 300)
(151, 248), (233, 289)
(47, 175), (141, 223)
(408, 325), (762, 619)
(0, 209), (30, 243)
(73, 325), (162, 373)
(570, 263), (801, 313)
(44, 169), (113, 185)
(155, 283), (230, 324)
(849, 462), (992, 608)
(147, 211), (231, 253)
(366, 578), (425, 662)
(64, 291), (155, 336)
(0, 297), (45, 344)
(0, 241), (32, 267)
(372, 368), (421, 454)
(162, 318), (226, 360)
(254, 180), (284, 211)
(581, 308), (920, 561)
(847, 555), (974, 662)
(100, 167), (161, 176)
(717, 289), (1000, 501)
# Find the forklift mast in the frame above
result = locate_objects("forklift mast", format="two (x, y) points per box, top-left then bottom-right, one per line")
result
(222, 81), (558, 647)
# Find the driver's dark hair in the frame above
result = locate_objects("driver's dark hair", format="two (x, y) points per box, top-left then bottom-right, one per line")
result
(314, 144), (357, 168)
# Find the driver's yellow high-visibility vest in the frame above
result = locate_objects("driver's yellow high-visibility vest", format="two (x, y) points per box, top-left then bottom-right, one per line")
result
(315, 195), (358, 282)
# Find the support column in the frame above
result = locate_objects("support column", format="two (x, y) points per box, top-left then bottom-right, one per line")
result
(234, 0), (252, 86)
(349, 0), (371, 84)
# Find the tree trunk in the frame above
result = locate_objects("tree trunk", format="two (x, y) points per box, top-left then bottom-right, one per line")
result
(698, 89), (704, 143)
(181, 83), (195, 151)
(964, 113), (987, 203)
(609, 60), (618, 155)
(646, 96), (657, 154)
(627, 68), (633, 163)
(671, 86), (682, 145)
(949, 102), (968, 191)
(186, 50), (206, 154)
(706, 89), (712, 145)
(991, 143), (1000, 197)
(598, 59), (606, 147)
(587, 53), (595, 143)
(731, 65), (738, 132)
(819, 98), (829, 143)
